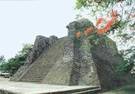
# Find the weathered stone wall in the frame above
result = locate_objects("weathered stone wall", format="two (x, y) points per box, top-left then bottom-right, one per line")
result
(26, 35), (58, 64)
(11, 18), (127, 91)
(66, 19), (125, 90)
(10, 35), (58, 81)
(42, 18), (121, 88)
(67, 19), (96, 40)
(42, 37), (100, 86)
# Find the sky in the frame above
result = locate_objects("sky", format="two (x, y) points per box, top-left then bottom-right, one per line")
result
(0, 0), (76, 59)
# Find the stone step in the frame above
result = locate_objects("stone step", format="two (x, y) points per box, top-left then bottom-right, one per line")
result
(0, 81), (101, 94)
(48, 87), (101, 94)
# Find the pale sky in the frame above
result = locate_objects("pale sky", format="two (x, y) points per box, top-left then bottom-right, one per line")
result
(0, 0), (76, 59)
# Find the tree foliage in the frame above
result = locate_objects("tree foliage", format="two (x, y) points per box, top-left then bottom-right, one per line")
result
(0, 56), (6, 65)
(76, 0), (131, 9)
(75, 0), (135, 73)
(0, 44), (33, 75)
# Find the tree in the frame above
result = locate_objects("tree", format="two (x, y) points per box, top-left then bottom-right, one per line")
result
(75, 0), (135, 73)
(0, 56), (6, 64)
(0, 44), (33, 75)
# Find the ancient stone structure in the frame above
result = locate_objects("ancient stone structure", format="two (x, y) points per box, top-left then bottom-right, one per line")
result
(11, 19), (126, 90)
(10, 35), (58, 81)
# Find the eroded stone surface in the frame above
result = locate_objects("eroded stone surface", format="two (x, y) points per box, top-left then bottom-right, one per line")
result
(26, 35), (58, 64)
(11, 19), (126, 91)
(10, 35), (58, 81)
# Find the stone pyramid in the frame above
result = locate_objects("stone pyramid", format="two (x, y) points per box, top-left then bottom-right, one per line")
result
(11, 19), (125, 90)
